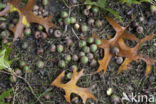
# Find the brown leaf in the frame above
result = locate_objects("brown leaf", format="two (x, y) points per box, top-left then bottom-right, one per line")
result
(0, 0), (57, 41)
(51, 69), (96, 104)
(93, 16), (155, 76)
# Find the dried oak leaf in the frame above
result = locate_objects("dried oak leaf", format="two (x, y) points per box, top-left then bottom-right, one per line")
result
(93, 16), (155, 76)
(51, 69), (96, 104)
(0, 0), (57, 41)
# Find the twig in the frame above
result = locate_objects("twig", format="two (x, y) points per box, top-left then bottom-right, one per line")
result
(0, 69), (42, 104)
(72, 28), (80, 40)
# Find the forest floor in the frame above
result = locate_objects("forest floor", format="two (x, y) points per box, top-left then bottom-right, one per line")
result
(0, 0), (156, 104)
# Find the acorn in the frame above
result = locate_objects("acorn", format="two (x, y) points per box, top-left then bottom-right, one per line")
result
(61, 11), (68, 18)
(90, 59), (97, 67)
(83, 9), (90, 16)
(66, 38), (73, 46)
(35, 31), (41, 39)
(38, 25), (43, 31)
(50, 44), (56, 52)
(136, 26), (143, 34)
(64, 17), (71, 25)
(19, 60), (26, 68)
(43, 0), (48, 6)
(54, 30), (62, 38)
(81, 56), (88, 64)
(36, 60), (44, 69)
(90, 44), (97, 53)
(65, 55), (72, 62)
(79, 40), (86, 47)
(74, 23), (80, 30)
(33, 11), (38, 15)
(66, 72), (73, 79)
(70, 17), (76, 24)
(87, 53), (94, 60)
(0, 22), (7, 29)
(70, 65), (78, 70)
(58, 60), (66, 68)
(116, 57), (123, 64)
(33, 5), (39, 11)
(87, 37), (94, 44)
(72, 54), (79, 61)
(23, 66), (31, 73)
(57, 44), (64, 53)
(92, 6), (99, 14)
(106, 88), (113, 96)
(81, 24), (88, 32)
(79, 51), (85, 57)
(83, 46), (90, 53)
(88, 18), (95, 26)
(111, 47), (119, 55)
(95, 38), (101, 45)
(0, 31), (8, 39)
(95, 20), (102, 28)
(24, 28), (31, 36)
(25, 23), (30, 28)
(22, 42), (28, 49)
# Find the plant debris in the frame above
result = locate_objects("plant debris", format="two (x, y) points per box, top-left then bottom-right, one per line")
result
(51, 69), (96, 104)
(93, 16), (155, 76)
(0, 0), (57, 41)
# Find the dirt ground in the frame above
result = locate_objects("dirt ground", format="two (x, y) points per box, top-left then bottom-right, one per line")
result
(0, 0), (156, 104)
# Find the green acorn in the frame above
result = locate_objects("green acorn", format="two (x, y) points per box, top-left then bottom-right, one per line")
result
(90, 44), (97, 53)
(79, 40), (86, 47)
(66, 72), (72, 79)
(64, 17), (71, 25)
(23, 66), (31, 73)
(70, 17), (76, 24)
(65, 55), (72, 62)
(61, 11), (68, 18)
(95, 38), (101, 45)
(36, 60), (44, 69)
(81, 56), (88, 64)
(81, 24), (88, 32)
(83, 46), (90, 53)
(57, 45), (64, 53)
(43, 0), (48, 6)
(87, 37), (94, 44)
(24, 28), (31, 36)
(58, 60), (66, 68)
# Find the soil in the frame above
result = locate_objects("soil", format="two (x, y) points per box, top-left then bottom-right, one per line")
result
(0, 0), (156, 104)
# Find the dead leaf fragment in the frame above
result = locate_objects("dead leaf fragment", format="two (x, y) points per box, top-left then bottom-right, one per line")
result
(51, 69), (96, 104)
(93, 16), (155, 76)
(0, 0), (57, 41)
